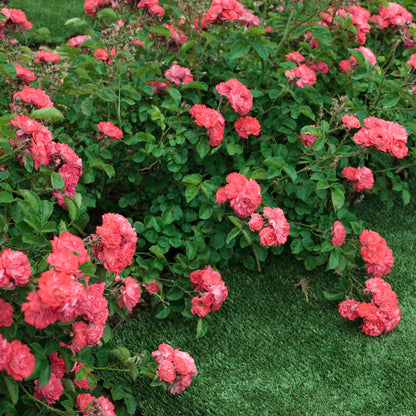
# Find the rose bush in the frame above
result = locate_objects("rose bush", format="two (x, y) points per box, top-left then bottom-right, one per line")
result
(0, 0), (416, 414)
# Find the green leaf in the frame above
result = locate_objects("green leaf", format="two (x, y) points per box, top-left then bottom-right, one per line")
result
(185, 239), (197, 260)
(80, 97), (92, 116)
(350, 221), (363, 234)
(382, 93), (400, 109)
(96, 88), (117, 102)
(161, 208), (175, 225)
(182, 174), (202, 185)
(30, 107), (64, 122)
(182, 81), (208, 91)
(311, 25), (332, 45)
(185, 185), (199, 203)
(226, 227), (240, 244)
(283, 165), (297, 182)
(291, 238), (303, 255)
(230, 43), (250, 59)
(19, 190), (40, 210)
(199, 204), (212, 220)
(167, 88), (181, 105)
(166, 287), (184, 301)
(149, 25), (171, 37)
(196, 138), (210, 158)
(155, 305), (171, 319)
(96, 7), (118, 20)
(63, 196), (79, 221)
(38, 364), (52, 387)
(4, 376), (19, 405)
(331, 188), (345, 211)
(0, 400), (15, 416)
(196, 317), (208, 338)
(252, 43), (269, 61)
(327, 250), (339, 270)
(0, 192), (14, 203)
(51, 172), (65, 190)
(323, 289), (346, 301)
(124, 393), (137, 415)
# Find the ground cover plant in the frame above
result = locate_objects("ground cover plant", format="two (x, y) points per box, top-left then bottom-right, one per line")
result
(0, 0), (416, 414)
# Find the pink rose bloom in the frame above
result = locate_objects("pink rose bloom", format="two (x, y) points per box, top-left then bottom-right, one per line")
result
(33, 373), (64, 404)
(95, 213), (138, 274)
(294, 64), (317, 88)
(339, 59), (352, 74)
(215, 78), (253, 116)
(308, 60), (329, 74)
(12, 87), (53, 111)
(300, 133), (317, 146)
(157, 359), (176, 383)
(13, 64), (36, 84)
(342, 166), (374, 192)
(164, 64), (193, 85)
(248, 213), (263, 231)
(34, 51), (61, 63)
(142, 279), (158, 294)
(216, 172), (262, 218)
(407, 53), (416, 69)
(147, 80), (169, 94)
(4, 340), (35, 381)
(338, 299), (360, 320)
(0, 248), (31, 288)
(342, 115), (361, 129)
(0, 335), (11, 371)
(331, 221), (346, 246)
(351, 46), (376, 67)
(137, 0), (165, 17)
(189, 104), (225, 147)
(190, 266), (228, 315)
(51, 232), (90, 267)
(97, 121), (123, 140)
(0, 299), (13, 327)
(234, 116), (261, 139)
(94, 47), (115, 64)
(21, 291), (58, 329)
(47, 249), (79, 275)
(259, 226), (278, 247)
(262, 206), (290, 246)
(285, 51), (305, 63)
(117, 276), (142, 311)
(191, 292), (215, 317)
(67, 35), (91, 48)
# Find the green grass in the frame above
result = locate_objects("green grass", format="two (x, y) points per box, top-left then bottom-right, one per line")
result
(112, 178), (416, 416)
(7, 0), (91, 45)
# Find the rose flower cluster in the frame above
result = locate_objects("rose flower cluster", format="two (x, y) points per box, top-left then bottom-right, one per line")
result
(190, 266), (228, 317)
(152, 343), (198, 394)
(216, 172), (262, 218)
(189, 76), (260, 146)
(200, 0), (260, 28)
(339, 277), (401, 336)
(9, 115), (83, 209)
(248, 207), (290, 247)
(360, 230), (394, 278)
(32, 349), (92, 405)
(352, 116), (408, 158)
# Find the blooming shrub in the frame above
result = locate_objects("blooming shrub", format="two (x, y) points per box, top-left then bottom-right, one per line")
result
(0, 0), (415, 413)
